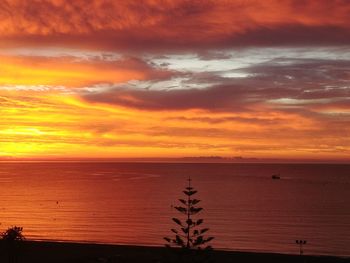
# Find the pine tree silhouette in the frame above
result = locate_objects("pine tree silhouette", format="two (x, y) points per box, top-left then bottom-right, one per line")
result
(164, 177), (214, 250)
(1, 226), (25, 263)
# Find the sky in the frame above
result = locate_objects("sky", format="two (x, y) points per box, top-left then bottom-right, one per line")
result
(0, 0), (349, 160)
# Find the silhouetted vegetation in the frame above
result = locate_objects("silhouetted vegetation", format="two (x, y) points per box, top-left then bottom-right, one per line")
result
(1, 226), (25, 263)
(164, 178), (214, 262)
(2, 226), (25, 242)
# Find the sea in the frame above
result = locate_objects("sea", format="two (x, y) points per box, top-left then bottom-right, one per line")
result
(0, 162), (349, 257)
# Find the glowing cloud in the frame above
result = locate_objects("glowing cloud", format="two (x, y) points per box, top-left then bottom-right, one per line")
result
(0, 55), (174, 87)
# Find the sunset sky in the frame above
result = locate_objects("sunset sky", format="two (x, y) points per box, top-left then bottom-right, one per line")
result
(0, 0), (349, 160)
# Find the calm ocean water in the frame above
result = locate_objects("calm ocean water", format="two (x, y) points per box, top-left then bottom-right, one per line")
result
(0, 162), (349, 256)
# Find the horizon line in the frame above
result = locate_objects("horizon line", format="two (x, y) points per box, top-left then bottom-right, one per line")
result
(0, 156), (349, 164)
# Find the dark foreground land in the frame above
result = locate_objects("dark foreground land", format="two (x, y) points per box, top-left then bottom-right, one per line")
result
(0, 241), (348, 263)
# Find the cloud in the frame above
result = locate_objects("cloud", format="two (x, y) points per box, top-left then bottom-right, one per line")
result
(81, 56), (350, 114)
(0, 0), (350, 51)
(82, 85), (253, 111)
(241, 58), (350, 101)
(0, 55), (176, 87)
(1, 82), (349, 159)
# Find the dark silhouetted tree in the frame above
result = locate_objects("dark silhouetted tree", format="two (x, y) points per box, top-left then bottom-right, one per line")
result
(2, 226), (24, 242)
(1, 226), (25, 263)
(164, 178), (214, 250)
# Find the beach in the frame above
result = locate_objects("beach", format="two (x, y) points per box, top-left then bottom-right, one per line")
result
(0, 240), (348, 263)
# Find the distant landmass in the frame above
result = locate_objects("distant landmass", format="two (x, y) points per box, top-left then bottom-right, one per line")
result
(181, 156), (258, 162)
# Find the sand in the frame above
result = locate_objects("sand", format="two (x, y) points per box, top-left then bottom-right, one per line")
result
(0, 240), (348, 263)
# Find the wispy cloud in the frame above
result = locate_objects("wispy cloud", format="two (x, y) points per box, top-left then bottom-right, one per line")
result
(0, 55), (176, 87)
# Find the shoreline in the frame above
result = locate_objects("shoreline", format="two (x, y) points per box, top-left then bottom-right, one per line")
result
(1, 240), (348, 263)
(12, 238), (350, 258)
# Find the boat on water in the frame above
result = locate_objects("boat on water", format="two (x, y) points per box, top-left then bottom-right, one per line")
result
(272, 174), (280, 179)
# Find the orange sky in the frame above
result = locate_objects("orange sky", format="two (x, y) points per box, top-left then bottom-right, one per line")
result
(0, 0), (349, 160)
